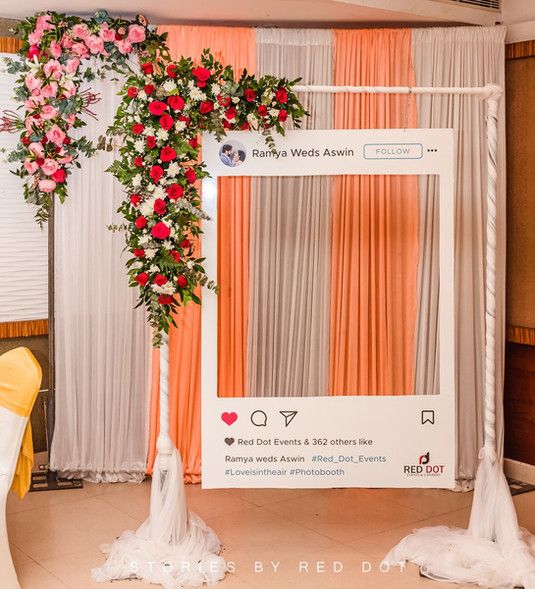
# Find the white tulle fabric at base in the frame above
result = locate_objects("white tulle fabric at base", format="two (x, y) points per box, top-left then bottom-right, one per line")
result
(91, 448), (225, 588)
(385, 455), (535, 589)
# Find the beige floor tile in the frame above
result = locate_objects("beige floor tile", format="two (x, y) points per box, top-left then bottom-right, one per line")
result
(263, 488), (429, 544)
(6, 482), (100, 514)
(514, 491), (535, 532)
(97, 479), (151, 521)
(7, 496), (139, 562)
(15, 561), (70, 589)
(369, 488), (473, 517)
(9, 542), (34, 567)
(223, 487), (320, 507)
(185, 484), (260, 519)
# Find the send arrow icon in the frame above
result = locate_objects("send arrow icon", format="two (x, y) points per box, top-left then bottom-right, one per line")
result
(280, 410), (298, 427)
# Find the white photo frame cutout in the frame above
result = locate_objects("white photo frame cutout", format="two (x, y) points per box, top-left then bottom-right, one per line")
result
(201, 128), (455, 489)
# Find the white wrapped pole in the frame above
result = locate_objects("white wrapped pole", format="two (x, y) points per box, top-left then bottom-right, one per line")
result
(385, 86), (535, 589)
(92, 332), (226, 588)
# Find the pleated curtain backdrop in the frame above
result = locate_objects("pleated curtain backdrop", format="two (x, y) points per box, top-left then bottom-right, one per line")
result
(147, 26), (256, 480)
(412, 26), (507, 489)
(329, 29), (419, 396)
(248, 29), (333, 397)
(50, 66), (152, 482)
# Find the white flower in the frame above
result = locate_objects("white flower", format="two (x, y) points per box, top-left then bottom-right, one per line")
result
(232, 96), (240, 104)
(175, 120), (186, 132)
(143, 126), (155, 136)
(138, 235), (152, 246)
(147, 184), (155, 192)
(140, 197), (157, 217)
(134, 139), (145, 153)
(145, 248), (157, 259)
(269, 108), (279, 117)
(189, 87), (206, 101)
(167, 162), (180, 177)
(211, 83), (221, 96)
(149, 264), (159, 274)
(163, 79), (176, 93)
(132, 174), (142, 187)
(153, 186), (165, 200)
(137, 90), (147, 101)
(247, 113), (257, 124)
(187, 260), (194, 269)
(156, 128), (169, 141)
(152, 283), (175, 295)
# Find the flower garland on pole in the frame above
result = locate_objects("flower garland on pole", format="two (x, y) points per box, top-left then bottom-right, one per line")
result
(108, 50), (306, 345)
(1, 10), (166, 223)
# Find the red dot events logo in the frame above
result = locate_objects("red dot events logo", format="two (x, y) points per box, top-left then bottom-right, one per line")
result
(403, 451), (445, 476)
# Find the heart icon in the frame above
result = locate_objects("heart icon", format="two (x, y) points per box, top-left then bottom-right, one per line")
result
(221, 412), (238, 426)
(225, 437), (235, 446)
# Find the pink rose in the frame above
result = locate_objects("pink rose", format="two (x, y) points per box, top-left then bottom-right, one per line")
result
(41, 104), (58, 120)
(29, 142), (45, 157)
(115, 39), (133, 54)
(25, 72), (42, 92)
(86, 35), (105, 54)
(63, 113), (76, 126)
(28, 31), (42, 45)
(36, 14), (54, 32)
(61, 35), (74, 49)
(40, 83), (58, 98)
(127, 24), (146, 43)
(43, 60), (62, 80)
(99, 24), (116, 42)
(38, 179), (57, 193)
(72, 23), (90, 40)
(23, 159), (38, 174)
(46, 124), (66, 146)
(58, 155), (73, 164)
(65, 58), (80, 74)
(71, 42), (89, 57)
(49, 41), (62, 58)
(62, 81), (77, 98)
(41, 158), (59, 176)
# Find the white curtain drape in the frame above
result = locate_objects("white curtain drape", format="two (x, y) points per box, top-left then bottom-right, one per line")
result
(247, 29), (333, 397)
(50, 65), (151, 482)
(412, 26), (507, 488)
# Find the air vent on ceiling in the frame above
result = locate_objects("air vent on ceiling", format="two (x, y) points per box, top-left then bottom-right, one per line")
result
(432, 0), (500, 11)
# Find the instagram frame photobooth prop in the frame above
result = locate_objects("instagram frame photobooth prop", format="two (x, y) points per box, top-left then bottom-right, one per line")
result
(201, 127), (456, 489)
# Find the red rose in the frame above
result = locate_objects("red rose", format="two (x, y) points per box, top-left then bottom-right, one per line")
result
(63, 137), (71, 145)
(177, 275), (188, 288)
(276, 87), (288, 103)
(178, 115), (190, 125)
(244, 88), (256, 102)
(197, 81), (207, 88)
(240, 122), (249, 130)
(170, 250), (181, 262)
(146, 136), (157, 149)
(134, 156), (144, 167)
(168, 96), (185, 111)
(127, 87), (138, 98)
(278, 109), (288, 122)
(148, 101), (167, 116)
(144, 84), (155, 95)
(36, 157), (45, 166)
(115, 32), (123, 41)
(199, 101), (214, 114)
(188, 137), (199, 149)
(153, 198), (167, 215)
(217, 96), (231, 107)
(151, 221), (171, 240)
(22, 135), (31, 146)
(135, 272), (149, 286)
(166, 64), (177, 78)
(225, 107), (237, 120)
(192, 66), (211, 82)
(153, 273), (167, 286)
(159, 114), (174, 130)
(132, 123), (144, 135)
(130, 194), (141, 206)
(258, 105), (268, 116)
(135, 216), (147, 229)
(27, 45), (40, 59)
(52, 168), (66, 183)
(166, 184), (184, 200)
(184, 168), (196, 184)
(160, 146), (176, 162)
(133, 248), (145, 258)
(158, 294), (174, 305)
(222, 119), (232, 130)
(141, 62), (153, 75)
(180, 238), (191, 249)
(149, 165), (164, 183)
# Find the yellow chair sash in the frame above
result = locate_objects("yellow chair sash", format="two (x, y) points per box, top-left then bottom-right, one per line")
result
(0, 348), (42, 498)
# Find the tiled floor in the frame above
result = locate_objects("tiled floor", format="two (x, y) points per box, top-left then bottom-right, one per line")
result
(6, 482), (535, 589)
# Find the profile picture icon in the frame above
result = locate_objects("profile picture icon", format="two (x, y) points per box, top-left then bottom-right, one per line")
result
(219, 140), (247, 168)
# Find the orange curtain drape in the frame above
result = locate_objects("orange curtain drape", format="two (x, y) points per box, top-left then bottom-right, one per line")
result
(147, 26), (255, 480)
(329, 29), (419, 396)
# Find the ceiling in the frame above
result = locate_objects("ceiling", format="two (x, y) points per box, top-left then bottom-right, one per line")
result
(0, 0), (499, 26)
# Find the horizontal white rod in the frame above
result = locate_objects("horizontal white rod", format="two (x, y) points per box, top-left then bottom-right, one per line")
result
(293, 83), (502, 100)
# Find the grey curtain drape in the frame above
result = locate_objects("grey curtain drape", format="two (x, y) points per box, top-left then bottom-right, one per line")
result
(247, 29), (333, 396)
(412, 26), (507, 488)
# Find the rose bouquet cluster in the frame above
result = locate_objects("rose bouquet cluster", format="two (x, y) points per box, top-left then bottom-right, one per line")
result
(109, 50), (306, 340)
(3, 10), (165, 223)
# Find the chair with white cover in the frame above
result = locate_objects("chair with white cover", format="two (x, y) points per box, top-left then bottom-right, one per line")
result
(0, 347), (42, 589)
